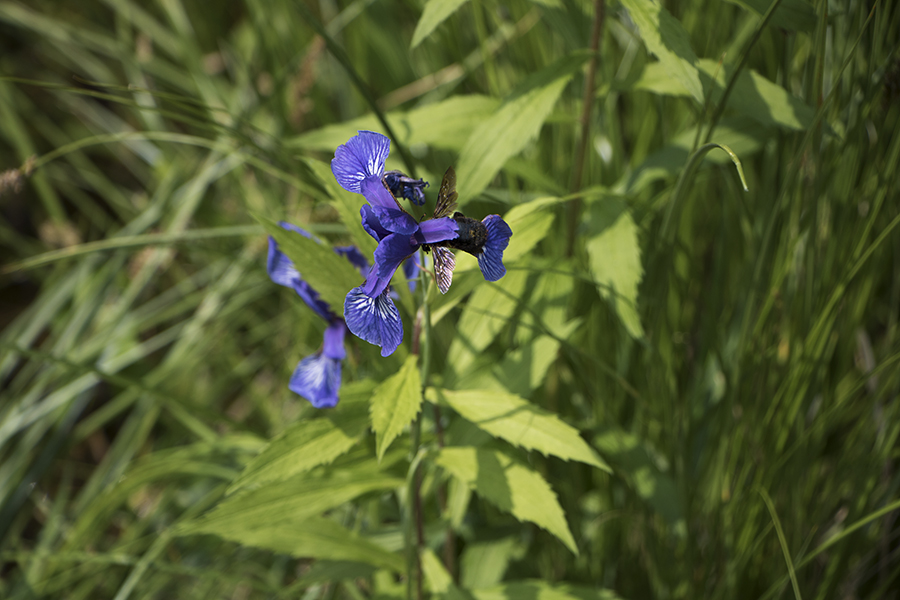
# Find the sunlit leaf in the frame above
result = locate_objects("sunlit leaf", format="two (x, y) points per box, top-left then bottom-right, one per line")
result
(585, 200), (644, 338)
(634, 60), (815, 131)
(422, 548), (475, 600)
(456, 53), (589, 202)
(429, 388), (610, 471)
(411, 0), (470, 49)
(185, 515), (405, 572)
(370, 354), (422, 462)
(184, 469), (402, 534)
(472, 580), (623, 600)
(460, 537), (524, 589)
(435, 446), (577, 554)
(620, 0), (704, 103)
(445, 268), (528, 378)
(227, 383), (372, 494)
(288, 95), (500, 152)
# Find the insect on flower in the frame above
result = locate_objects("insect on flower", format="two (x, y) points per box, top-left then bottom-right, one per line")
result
(423, 167), (513, 293)
(331, 130), (513, 354)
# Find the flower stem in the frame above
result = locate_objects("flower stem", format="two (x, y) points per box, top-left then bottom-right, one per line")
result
(407, 272), (432, 600)
(567, 0), (605, 255)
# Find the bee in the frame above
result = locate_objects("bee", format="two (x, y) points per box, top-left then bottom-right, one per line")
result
(422, 166), (497, 294)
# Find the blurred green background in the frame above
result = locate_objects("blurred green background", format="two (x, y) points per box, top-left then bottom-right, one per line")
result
(1, 0), (899, 598)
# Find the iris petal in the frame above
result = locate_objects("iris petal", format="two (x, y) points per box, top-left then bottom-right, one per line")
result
(344, 286), (403, 357)
(476, 214), (513, 282)
(416, 216), (459, 244)
(289, 353), (342, 408)
(367, 202), (419, 235)
(322, 321), (347, 360)
(360, 177), (407, 212)
(267, 236), (300, 288)
(331, 131), (390, 195)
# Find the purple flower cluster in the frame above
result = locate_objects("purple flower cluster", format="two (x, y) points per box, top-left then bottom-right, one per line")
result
(268, 131), (513, 406)
(267, 222), (367, 408)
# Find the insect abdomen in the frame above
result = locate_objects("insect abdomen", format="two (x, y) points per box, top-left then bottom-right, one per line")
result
(446, 213), (487, 255)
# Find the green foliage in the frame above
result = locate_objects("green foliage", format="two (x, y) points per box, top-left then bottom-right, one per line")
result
(429, 388), (610, 470)
(435, 446), (578, 554)
(2, 0), (899, 598)
(619, 0), (704, 103)
(370, 354), (423, 462)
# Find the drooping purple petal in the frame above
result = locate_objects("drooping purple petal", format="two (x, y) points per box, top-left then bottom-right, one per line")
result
(384, 170), (428, 206)
(267, 228), (333, 322)
(365, 232), (418, 298)
(360, 205), (391, 242)
(344, 286), (403, 357)
(331, 131), (390, 195)
(415, 217), (459, 244)
(294, 281), (333, 322)
(322, 321), (347, 360)
(267, 236), (300, 288)
(289, 352), (342, 408)
(360, 177), (404, 212)
(476, 214), (512, 282)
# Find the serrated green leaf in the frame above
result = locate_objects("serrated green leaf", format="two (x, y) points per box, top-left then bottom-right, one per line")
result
(494, 335), (561, 396)
(460, 537), (524, 589)
(726, 0), (816, 32)
(634, 60), (814, 131)
(185, 515), (405, 572)
(289, 95), (500, 152)
(422, 548), (475, 600)
(585, 200), (644, 338)
(370, 354), (422, 462)
(257, 215), (363, 311)
(435, 447), (577, 554)
(445, 268), (528, 379)
(456, 54), (587, 202)
(594, 428), (685, 533)
(471, 580), (624, 600)
(620, 0), (703, 103)
(411, 0), (470, 49)
(227, 402), (370, 494)
(429, 389), (610, 471)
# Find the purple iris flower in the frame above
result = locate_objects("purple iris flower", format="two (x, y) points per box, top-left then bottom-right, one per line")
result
(331, 131), (460, 356)
(267, 222), (368, 408)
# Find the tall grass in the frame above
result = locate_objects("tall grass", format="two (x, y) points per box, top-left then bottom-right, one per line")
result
(1, 0), (898, 598)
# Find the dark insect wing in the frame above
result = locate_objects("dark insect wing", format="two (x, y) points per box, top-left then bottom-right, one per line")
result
(433, 167), (458, 219)
(432, 246), (456, 294)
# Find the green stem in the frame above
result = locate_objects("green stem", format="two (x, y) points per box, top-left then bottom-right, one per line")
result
(567, 0), (605, 257)
(702, 0), (784, 144)
(294, 2), (418, 178)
